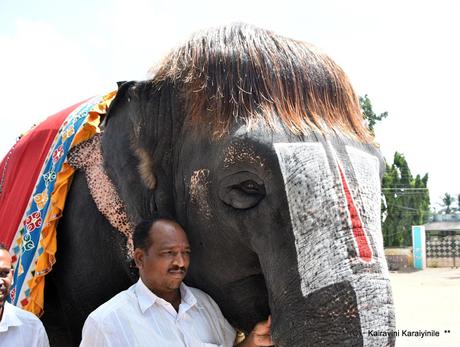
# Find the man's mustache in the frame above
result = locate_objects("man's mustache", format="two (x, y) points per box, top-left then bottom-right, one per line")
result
(168, 266), (186, 273)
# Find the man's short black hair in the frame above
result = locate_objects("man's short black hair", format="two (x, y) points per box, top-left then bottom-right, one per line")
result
(0, 243), (7, 251)
(133, 212), (176, 251)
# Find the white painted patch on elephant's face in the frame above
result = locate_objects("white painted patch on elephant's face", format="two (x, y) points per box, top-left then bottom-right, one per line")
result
(345, 145), (387, 274)
(275, 142), (394, 347)
(345, 145), (394, 347)
(274, 142), (352, 296)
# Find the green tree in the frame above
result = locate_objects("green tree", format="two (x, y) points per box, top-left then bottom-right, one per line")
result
(360, 94), (388, 134)
(442, 193), (454, 213)
(381, 152), (430, 247)
(359, 95), (431, 247)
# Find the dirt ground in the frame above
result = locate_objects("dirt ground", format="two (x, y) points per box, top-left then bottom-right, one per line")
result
(389, 268), (460, 346)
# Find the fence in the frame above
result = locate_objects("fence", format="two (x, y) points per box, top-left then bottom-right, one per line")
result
(426, 231), (460, 267)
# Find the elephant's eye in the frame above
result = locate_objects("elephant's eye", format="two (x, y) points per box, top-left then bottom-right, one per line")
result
(240, 180), (260, 193)
(219, 172), (266, 210)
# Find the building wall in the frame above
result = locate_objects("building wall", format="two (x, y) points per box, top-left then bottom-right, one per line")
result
(384, 247), (413, 270)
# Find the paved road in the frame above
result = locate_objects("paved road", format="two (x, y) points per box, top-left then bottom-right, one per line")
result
(389, 268), (460, 346)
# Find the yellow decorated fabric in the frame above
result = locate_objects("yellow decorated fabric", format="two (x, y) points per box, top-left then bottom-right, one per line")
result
(22, 91), (116, 315)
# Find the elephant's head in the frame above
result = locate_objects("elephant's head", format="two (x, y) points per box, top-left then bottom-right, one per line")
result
(103, 24), (395, 346)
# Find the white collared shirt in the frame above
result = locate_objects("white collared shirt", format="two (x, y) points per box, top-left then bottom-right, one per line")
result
(80, 279), (236, 347)
(0, 302), (50, 347)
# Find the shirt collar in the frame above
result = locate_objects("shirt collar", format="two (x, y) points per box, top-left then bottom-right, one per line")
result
(179, 282), (198, 309)
(0, 302), (23, 332)
(135, 278), (198, 314)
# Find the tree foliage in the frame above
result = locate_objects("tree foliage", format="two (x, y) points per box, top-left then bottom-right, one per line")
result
(359, 95), (430, 247)
(359, 94), (388, 134)
(442, 193), (454, 213)
(381, 152), (430, 247)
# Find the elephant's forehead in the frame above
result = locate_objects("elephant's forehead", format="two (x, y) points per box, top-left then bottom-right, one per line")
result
(222, 141), (266, 168)
(189, 169), (212, 220)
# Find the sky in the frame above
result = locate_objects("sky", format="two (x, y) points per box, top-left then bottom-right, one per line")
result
(1, 0), (459, 208)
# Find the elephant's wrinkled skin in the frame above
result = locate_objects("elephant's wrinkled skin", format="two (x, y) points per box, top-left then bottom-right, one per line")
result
(42, 24), (395, 346)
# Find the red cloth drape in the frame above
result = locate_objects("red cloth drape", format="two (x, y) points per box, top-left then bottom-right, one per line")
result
(0, 101), (84, 248)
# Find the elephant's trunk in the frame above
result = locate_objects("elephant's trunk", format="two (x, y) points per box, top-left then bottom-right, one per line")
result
(264, 142), (395, 346)
(266, 268), (394, 346)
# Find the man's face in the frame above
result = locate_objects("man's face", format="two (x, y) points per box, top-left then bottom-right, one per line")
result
(134, 220), (191, 295)
(0, 250), (13, 307)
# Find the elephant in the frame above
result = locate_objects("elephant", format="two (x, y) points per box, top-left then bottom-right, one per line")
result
(10, 23), (395, 346)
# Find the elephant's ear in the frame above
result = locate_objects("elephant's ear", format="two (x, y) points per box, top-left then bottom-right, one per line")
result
(133, 80), (179, 211)
(104, 81), (136, 122)
(119, 80), (179, 212)
(99, 81), (133, 129)
(104, 81), (157, 191)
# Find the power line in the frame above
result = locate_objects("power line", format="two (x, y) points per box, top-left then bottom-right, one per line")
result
(382, 187), (428, 191)
(385, 204), (419, 211)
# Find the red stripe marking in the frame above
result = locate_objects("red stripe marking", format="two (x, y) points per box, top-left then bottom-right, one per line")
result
(337, 163), (373, 262)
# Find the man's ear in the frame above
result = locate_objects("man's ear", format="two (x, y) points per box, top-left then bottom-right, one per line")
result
(133, 248), (145, 270)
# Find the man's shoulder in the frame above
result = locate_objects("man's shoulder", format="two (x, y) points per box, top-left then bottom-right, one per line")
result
(87, 286), (136, 321)
(184, 285), (237, 340)
(6, 302), (44, 327)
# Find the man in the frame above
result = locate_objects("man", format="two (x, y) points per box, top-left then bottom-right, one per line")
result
(80, 215), (273, 347)
(0, 244), (50, 346)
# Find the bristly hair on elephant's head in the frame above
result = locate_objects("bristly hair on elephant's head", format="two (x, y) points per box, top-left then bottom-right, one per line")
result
(147, 23), (373, 143)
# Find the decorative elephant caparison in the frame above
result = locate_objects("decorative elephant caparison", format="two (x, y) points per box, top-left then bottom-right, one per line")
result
(6, 24), (395, 346)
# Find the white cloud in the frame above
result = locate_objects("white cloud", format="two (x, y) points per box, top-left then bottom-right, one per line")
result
(1, 0), (459, 206)
(0, 20), (116, 156)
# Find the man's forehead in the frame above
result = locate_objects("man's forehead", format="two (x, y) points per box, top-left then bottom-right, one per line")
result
(155, 240), (191, 249)
(0, 249), (12, 266)
(149, 220), (189, 244)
